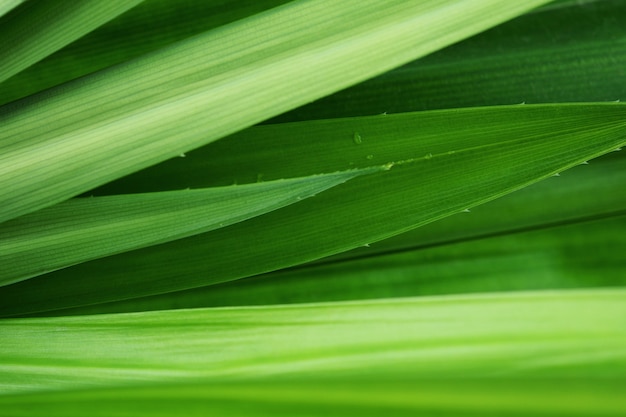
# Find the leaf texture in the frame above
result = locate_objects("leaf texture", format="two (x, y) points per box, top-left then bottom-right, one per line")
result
(0, 0), (551, 223)
(0, 168), (380, 286)
(1, 289), (625, 404)
(1, 104), (624, 315)
(0, 0), (144, 83)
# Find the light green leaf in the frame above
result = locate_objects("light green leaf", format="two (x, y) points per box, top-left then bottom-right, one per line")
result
(0, 168), (380, 287)
(1, 289), (625, 399)
(1, 378), (624, 417)
(0, 0), (24, 19)
(0, 0), (291, 105)
(2, 1), (624, 415)
(0, 0), (144, 84)
(0, 0), (606, 110)
(1, 103), (624, 316)
(0, 0), (551, 224)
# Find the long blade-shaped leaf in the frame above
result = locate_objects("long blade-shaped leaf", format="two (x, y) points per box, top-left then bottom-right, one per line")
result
(0, 0), (143, 84)
(62, 213), (626, 316)
(0, 0), (551, 223)
(48, 151), (626, 316)
(319, 154), (626, 263)
(0, 0), (292, 105)
(0, 168), (380, 287)
(272, 0), (626, 122)
(1, 378), (624, 416)
(0, 0), (570, 107)
(1, 289), (625, 396)
(1, 104), (624, 316)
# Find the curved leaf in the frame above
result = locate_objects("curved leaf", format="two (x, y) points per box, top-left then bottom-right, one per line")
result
(0, 0), (143, 84)
(271, 0), (626, 122)
(46, 150), (626, 315)
(1, 103), (624, 315)
(0, 167), (380, 287)
(0, 0), (291, 105)
(0, 0), (551, 223)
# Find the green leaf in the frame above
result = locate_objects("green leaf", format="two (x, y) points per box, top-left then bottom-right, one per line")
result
(1, 103), (624, 316)
(322, 154), (626, 261)
(0, 0), (24, 19)
(2, 0), (615, 113)
(57, 214), (626, 316)
(1, 289), (625, 400)
(2, 1), (625, 415)
(272, 0), (626, 122)
(58, 152), (626, 315)
(1, 378), (625, 417)
(183, 214), (625, 308)
(0, 0), (552, 224)
(0, 168), (380, 287)
(0, 0), (292, 105)
(0, 0), (144, 84)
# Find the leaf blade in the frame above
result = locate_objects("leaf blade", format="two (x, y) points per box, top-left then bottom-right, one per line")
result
(1, 289), (625, 397)
(0, 0), (144, 84)
(1, 378), (625, 416)
(0, 168), (380, 287)
(0, 0), (552, 223)
(1, 103), (624, 315)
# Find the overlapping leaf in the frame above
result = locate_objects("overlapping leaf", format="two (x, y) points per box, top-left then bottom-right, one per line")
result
(1, 0), (614, 112)
(60, 154), (626, 315)
(270, 0), (626, 122)
(0, 0), (144, 83)
(1, 1), (625, 415)
(0, 0), (291, 105)
(58, 214), (626, 315)
(0, 168), (380, 286)
(1, 103), (624, 316)
(0, 0), (550, 224)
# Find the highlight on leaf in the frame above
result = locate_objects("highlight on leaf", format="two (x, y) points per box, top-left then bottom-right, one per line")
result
(0, 0), (624, 415)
